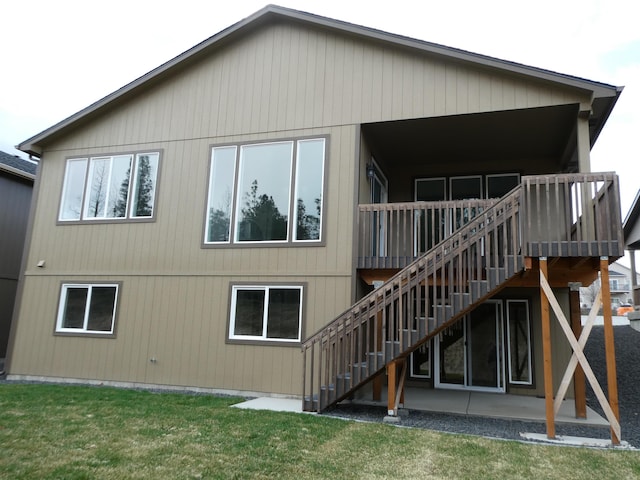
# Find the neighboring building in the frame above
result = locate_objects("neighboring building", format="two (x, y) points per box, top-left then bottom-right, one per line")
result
(580, 262), (639, 311)
(6, 6), (625, 436)
(623, 190), (640, 306)
(0, 151), (36, 358)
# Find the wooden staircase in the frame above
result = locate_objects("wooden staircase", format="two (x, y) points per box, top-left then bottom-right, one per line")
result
(301, 173), (623, 413)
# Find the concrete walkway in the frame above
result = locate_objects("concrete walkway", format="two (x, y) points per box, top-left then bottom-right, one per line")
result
(232, 396), (305, 413)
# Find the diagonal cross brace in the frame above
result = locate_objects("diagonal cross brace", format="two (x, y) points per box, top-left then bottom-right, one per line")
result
(553, 289), (601, 415)
(539, 273), (621, 441)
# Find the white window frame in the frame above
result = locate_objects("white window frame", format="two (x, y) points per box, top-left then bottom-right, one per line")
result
(293, 138), (326, 243)
(204, 138), (326, 246)
(233, 141), (294, 244)
(486, 173), (520, 199)
(409, 338), (431, 379)
(506, 299), (533, 385)
(228, 285), (303, 343)
(414, 177), (446, 202)
(55, 283), (119, 335)
(58, 152), (160, 222)
(449, 175), (483, 200)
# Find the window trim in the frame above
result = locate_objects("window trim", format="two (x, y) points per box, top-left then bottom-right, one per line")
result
(414, 177), (446, 202)
(449, 175), (483, 200)
(415, 173), (521, 201)
(486, 173), (520, 199)
(226, 283), (306, 346)
(203, 136), (328, 248)
(54, 282), (121, 337)
(57, 150), (162, 224)
(506, 299), (533, 386)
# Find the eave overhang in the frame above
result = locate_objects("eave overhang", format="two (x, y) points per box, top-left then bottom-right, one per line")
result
(623, 189), (640, 250)
(0, 162), (36, 182)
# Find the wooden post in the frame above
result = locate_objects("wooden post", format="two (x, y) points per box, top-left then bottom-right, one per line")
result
(539, 258), (555, 439)
(373, 313), (383, 401)
(600, 257), (621, 445)
(387, 360), (397, 416)
(631, 250), (639, 306)
(399, 358), (406, 408)
(569, 282), (587, 419)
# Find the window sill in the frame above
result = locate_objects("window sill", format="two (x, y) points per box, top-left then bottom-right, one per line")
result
(226, 338), (301, 347)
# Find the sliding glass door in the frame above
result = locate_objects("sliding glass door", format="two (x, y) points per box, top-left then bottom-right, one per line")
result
(435, 301), (505, 392)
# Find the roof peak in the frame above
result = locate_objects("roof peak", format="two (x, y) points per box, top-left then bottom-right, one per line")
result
(18, 4), (622, 157)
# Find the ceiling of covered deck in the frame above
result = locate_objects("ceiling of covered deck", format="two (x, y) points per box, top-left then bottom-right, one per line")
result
(361, 104), (581, 177)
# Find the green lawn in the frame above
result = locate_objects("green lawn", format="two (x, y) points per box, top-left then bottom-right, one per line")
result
(0, 384), (638, 479)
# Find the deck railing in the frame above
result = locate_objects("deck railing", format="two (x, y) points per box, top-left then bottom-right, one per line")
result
(521, 172), (623, 257)
(357, 172), (624, 268)
(357, 199), (496, 269)
(303, 173), (623, 412)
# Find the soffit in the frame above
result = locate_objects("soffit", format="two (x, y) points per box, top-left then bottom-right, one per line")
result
(362, 104), (578, 168)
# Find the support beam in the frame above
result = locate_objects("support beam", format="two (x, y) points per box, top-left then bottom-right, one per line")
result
(386, 359), (407, 416)
(576, 113), (592, 173)
(387, 360), (397, 416)
(372, 313), (383, 401)
(569, 282), (587, 418)
(600, 257), (621, 445)
(539, 258), (555, 439)
(541, 273), (621, 443)
(631, 250), (639, 305)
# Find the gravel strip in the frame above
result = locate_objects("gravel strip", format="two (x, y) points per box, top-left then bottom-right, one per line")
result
(325, 325), (640, 448)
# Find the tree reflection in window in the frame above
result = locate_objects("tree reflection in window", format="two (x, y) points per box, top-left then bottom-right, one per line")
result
(205, 138), (325, 244)
(238, 180), (288, 241)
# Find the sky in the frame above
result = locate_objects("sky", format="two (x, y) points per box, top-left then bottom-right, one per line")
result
(1, 0), (638, 220)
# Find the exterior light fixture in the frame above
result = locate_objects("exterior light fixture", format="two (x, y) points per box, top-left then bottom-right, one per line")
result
(366, 163), (375, 179)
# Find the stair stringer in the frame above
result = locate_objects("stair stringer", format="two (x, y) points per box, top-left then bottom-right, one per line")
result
(321, 262), (524, 411)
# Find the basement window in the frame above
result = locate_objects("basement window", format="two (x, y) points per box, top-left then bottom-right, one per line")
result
(55, 283), (119, 336)
(228, 285), (303, 344)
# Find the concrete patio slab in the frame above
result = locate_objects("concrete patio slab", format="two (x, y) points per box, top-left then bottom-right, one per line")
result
(520, 432), (633, 449)
(231, 397), (305, 413)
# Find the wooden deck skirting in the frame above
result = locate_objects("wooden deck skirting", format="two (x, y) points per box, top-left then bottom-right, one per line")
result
(302, 173), (624, 431)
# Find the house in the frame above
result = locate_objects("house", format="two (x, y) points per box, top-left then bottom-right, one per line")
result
(6, 6), (625, 443)
(623, 189), (640, 306)
(580, 261), (639, 312)
(0, 151), (36, 361)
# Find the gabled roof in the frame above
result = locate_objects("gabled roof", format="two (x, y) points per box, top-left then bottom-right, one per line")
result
(0, 150), (36, 181)
(18, 4), (623, 157)
(623, 189), (640, 250)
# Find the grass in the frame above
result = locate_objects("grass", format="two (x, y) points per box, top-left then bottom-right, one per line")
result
(1, 384), (639, 479)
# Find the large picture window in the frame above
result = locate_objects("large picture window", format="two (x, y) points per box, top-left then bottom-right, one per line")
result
(59, 152), (160, 221)
(205, 138), (325, 244)
(56, 284), (119, 335)
(229, 285), (303, 343)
